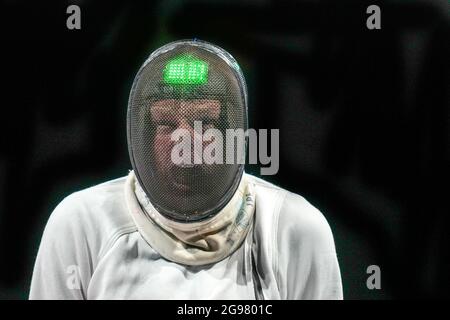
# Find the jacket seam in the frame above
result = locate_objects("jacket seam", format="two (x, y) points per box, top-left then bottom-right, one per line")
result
(272, 189), (287, 296)
(97, 225), (138, 262)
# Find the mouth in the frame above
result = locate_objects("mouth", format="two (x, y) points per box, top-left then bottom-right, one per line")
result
(178, 163), (195, 168)
(169, 165), (199, 193)
(171, 179), (191, 193)
(172, 172), (190, 188)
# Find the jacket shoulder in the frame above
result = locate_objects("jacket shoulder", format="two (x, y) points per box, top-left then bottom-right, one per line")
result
(246, 173), (336, 253)
(43, 175), (136, 261)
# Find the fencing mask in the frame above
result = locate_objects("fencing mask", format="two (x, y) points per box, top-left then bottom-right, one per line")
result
(127, 40), (247, 223)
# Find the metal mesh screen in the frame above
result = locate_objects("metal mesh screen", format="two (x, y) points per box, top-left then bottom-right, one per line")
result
(127, 40), (247, 222)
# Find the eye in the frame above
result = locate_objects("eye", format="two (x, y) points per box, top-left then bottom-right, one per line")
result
(157, 119), (176, 126)
(155, 120), (176, 133)
(200, 116), (217, 126)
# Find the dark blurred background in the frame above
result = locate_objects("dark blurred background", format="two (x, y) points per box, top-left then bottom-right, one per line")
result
(1, 0), (449, 299)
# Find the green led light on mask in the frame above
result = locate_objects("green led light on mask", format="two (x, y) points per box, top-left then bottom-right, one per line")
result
(163, 55), (208, 85)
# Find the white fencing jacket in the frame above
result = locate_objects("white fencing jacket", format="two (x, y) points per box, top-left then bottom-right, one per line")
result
(29, 172), (343, 300)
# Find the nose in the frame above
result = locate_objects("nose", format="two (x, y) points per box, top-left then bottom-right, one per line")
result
(175, 118), (203, 165)
(177, 118), (194, 133)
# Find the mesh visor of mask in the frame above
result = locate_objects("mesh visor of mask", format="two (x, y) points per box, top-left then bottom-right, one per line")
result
(127, 40), (248, 222)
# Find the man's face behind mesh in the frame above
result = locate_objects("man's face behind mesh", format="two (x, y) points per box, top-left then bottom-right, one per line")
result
(150, 98), (223, 195)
